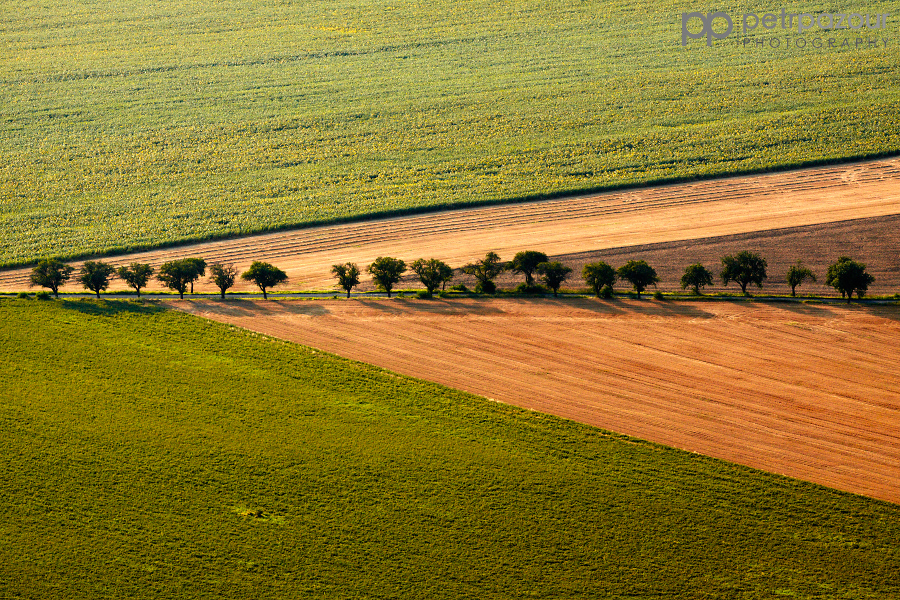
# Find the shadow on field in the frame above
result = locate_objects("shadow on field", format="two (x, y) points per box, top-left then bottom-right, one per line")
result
(355, 298), (507, 315)
(60, 298), (167, 316)
(173, 299), (331, 318)
(765, 299), (900, 321)
(541, 296), (717, 319)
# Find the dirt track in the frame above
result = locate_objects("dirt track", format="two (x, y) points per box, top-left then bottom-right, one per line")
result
(3, 157), (899, 293)
(175, 298), (900, 504)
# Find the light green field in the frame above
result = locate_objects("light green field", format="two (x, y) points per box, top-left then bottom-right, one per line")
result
(2, 0), (899, 265)
(1, 298), (898, 598)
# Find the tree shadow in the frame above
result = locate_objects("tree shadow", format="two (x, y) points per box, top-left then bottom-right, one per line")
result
(60, 298), (167, 316)
(169, 298), (331, 318)
(765, 299), (900, 321)
(536, 296), (717, 319)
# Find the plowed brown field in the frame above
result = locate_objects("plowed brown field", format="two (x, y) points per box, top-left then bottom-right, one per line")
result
(174, 298), (900, 504)
(3, 157), (899, 293)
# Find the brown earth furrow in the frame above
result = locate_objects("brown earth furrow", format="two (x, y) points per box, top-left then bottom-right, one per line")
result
(589, 317), (900, 403)
(3, 156), (899, 293)
(172, 298), (900, 503)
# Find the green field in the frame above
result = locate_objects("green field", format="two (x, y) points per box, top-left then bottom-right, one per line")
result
(2, 0), (899, 265)
(1, 298), (898, 598)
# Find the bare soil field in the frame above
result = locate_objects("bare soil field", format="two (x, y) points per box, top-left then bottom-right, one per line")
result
(175, 298), (900, 504)
(3, 157), (899, 293)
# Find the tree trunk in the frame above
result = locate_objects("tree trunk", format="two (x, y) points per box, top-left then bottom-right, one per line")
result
(262, 287), (268, 300)
(740, 282), (748, 294)
(95, 290), (100, 299)
(220, 289), (225, 300)
(346, 289), (351, 298)
(190, 281), (194, 294)
(179, 290), (184, 299)
(791, 286), (796, 297)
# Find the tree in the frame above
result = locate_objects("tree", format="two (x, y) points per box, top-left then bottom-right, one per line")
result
(617, 260), (659, 299)
(332, 263), (361, 298)
(367, 257), (406, 298)
(462, 251), (505, 294)
(117, 263), (154, 297)
(826, 256), (851, 299)
(720, 251), (767, 294)
(29, 258), (74, 298)
(825, 257), (874, 303)
(681, 263), (713, 295)
(510, 250), (548, 287)
(77, 261), (116, 298)
(786, 261), (816, 297)
(411, 258), (453, 296)
(241, 261), (288, 300)
(536, 261), (572, 297)
(183, 257), (207, 294)
(582, 261), (617, 298)
(208, 263), (238, 299)
(157, 259), (196, 299)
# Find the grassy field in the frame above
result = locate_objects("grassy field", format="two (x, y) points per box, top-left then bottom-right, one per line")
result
(1, 298), (899, 598)
(2, 0), (899, 265)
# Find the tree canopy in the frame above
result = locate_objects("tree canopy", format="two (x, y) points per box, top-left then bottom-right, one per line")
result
(721, 251), (767, 294)
(617, 260), (659, 298)
(582, 261), (617, 298)
(30, 258), (74, 298)
(411, 258), (453, 295)
(367, 257), (406, 298)
(183, 258), (207, 294)
(77, 261), (116, 298)
(241, 261), (288, 299)
(157, 259), (197, 299)
(536, 261), (572, 297)
(462, 251), (505, 294)
(117, 263), (154, 297)
(786, 261), (816, 297)
(825, 257), (874, 303)
(510, 251), (548, 287)
(332, 263), (361, 298)
(209, 263), (238, 299)
(681, 263), (713, 295)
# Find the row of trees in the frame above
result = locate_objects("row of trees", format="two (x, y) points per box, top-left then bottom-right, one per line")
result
(29, 258), (288, 300)
(676, 251), (875, 303)
(28, 250), (877, 304)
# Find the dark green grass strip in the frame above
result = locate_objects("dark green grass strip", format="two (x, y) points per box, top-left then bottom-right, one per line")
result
(0, 298), (898, 599)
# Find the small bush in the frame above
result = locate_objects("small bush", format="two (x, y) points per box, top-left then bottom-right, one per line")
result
(514, 283), (547, 295)
(17, 292), (29, 299)
(35, 291), (52, 300)
(396, 292), (407, 298)
(450, 284), (469, 292)
(653, 290), (664, 300)
(416, 290), (433, 299)
(438, 291), (451, 298)
(474, 281), (496, 294)
(599, 285), (614, 299)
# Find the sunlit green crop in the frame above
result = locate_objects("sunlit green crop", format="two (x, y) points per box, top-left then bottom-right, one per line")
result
(2, 0), (899, 265)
